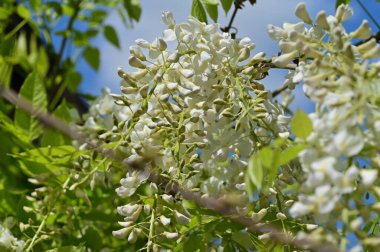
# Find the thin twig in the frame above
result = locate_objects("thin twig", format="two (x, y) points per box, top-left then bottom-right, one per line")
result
(272, 84), (289, 98)
(0, 86), (339, 252)
(355, 0), (380, 31)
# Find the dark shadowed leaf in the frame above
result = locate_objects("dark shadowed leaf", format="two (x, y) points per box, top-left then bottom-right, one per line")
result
(83, 46), (100, 71)
(104, 25), (120, 48)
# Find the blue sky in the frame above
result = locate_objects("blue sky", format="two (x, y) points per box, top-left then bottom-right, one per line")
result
(76, 0), (380, 113)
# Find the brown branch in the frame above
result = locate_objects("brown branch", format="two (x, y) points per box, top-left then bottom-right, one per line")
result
(0, 86), (339, 252)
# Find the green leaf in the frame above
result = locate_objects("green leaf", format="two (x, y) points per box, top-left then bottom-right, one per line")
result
(291, 110), (313, 140)
(231, 231), (254, 250)
(123, 0), (142, 22)
(16, 5), (31, 19)
(336, 0), (350, 9)
(13, 145), (78, 165)
(83, 227), (102, 251)
(192, 0), (208, 23)
(220, 0), (233, 14)
(104, 25), (120, 49)
(65, 70), (82, 92)
(248, 154), (263, 190)
(203, 0), (218, 22)
(41, 101), (73, 146)
(278, 144), (305, 166)
(184, 233), (205, 252)
(83, 46), (100, 71)
(14, 72), (47, 141)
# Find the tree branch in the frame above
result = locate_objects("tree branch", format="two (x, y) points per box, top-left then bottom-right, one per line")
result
(0, 86), (339, 252)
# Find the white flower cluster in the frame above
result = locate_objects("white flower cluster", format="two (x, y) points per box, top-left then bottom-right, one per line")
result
(83, 12), (291, 243)
(269, 3), (380, 218)
(0, 223), (25, 252)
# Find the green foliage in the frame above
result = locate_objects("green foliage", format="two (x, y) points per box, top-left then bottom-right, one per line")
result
(192, 0), (208, 23)
(221, 0), (234, 14)
(291, 109), (313, 140)
(203, 0), (219, 22)
(104, 25), (120, 49)
(14, 72), (47, 141)
(247, 140), (305, 193)
(336, 0), (350, 9)
(83, 46), (100, 71)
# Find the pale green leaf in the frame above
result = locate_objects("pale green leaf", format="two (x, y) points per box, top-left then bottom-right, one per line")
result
(16, 5), (31, 19)
(14, 72), (47, 141)
(204, 2), (218, 22)
(291, 110), (313, 140)
(248, 154), (263, 190)
(83, 46), (100, 71)
(192, 0), (208, 23)
(278, 144), (305, 166)
(104, 25), (120, 49)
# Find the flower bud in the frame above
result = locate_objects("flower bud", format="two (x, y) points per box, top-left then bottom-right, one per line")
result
(295, 2), (312, 24)
(350, 20), (372, 40)
(139, 84), (149, 98)
(272, 51), (298, 67)
(167, 52), (179, 62)
(306, 224), (318, 231)
(276, 212), (287, 220)
(128, 229), (138, 244)
(129, 45), (146, 61)
(174, 211), (190, 225)
(336, 4), (353, 23)
(362, 45), (380, 59)
(238, 47), (250, 62)
(160, 215), (171, 226)
(162, 11), (175, 28)
(316, 11), (329, 30)
(113, 227), (133, 239)
(129, 56), (146, 69)
(163, 231), (179, 239)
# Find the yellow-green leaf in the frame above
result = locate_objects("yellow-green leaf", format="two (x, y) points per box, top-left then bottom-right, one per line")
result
(291, 110), (313, 140)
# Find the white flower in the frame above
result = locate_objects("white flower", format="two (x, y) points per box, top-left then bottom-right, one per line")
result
(162, 11), (175, 28)
(360, 169), (378, 187)
(295, 2), (312, 24)
(333, 129), (364, 156)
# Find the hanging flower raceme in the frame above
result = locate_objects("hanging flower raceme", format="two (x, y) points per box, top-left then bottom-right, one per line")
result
(81, 11), (291, 247)
(269, 3), (380, 247)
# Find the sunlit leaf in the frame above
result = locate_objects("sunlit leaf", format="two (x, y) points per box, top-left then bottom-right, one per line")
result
(278, 144), (305, 166)
(16, 5), (31, 19)
(291, 109), (313, 140)
(192, 0), (208, 23)
(204, 2), (218, 22)
(248, 154), (263, 190)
